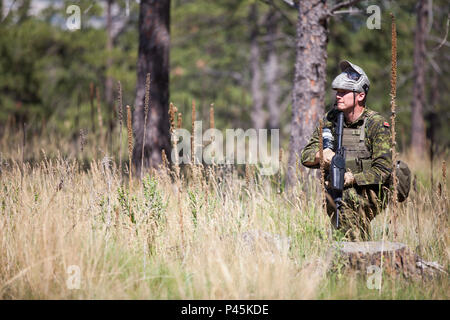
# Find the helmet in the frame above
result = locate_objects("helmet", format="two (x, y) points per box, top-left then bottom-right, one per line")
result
(331, 60), (370, 94)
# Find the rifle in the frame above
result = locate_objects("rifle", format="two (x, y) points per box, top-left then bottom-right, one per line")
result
(329, 111), (346, 228)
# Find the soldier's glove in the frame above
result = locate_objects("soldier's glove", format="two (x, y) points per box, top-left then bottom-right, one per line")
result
(344, 171), (355, 187)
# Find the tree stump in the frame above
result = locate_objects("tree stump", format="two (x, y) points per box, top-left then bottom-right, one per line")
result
(331, 241), (446, 279)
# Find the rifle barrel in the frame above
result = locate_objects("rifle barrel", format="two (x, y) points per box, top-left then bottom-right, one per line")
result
(336, 112), (344, 151)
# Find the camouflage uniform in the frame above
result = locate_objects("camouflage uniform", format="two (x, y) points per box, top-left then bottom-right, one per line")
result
(301, 107), (392, 240)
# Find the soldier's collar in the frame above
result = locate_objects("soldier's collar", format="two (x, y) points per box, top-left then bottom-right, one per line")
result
(345, 108), (367, 126)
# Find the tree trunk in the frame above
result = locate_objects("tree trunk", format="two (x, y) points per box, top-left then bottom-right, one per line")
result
(133, 0), (171, 175)
(249, 3), (265, 130)
(411, 0), (427, 156)
(265, 9), (281, 130)
(105, 0), (115, 153)
(105, 0), (114, 107)
(286, 0), (328, 189)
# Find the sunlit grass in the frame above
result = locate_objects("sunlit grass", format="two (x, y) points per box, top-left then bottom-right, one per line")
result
(0, 130), (448, 299)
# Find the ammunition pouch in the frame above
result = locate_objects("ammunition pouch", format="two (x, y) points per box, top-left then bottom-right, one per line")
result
(342, 117), (371, 175)
(345, 157), (372, 174)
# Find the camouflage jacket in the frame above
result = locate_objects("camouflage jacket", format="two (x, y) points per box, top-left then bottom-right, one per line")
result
(301, 107), (392, 186)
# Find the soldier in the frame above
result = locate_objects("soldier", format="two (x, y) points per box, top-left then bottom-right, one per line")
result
(301, 60), (392, 241)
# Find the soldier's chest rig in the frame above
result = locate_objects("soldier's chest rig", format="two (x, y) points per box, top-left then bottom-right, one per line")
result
(338, 114), (373, 174)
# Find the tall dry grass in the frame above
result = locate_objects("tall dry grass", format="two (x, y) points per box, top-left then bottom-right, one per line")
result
(0, 128), (449, 299)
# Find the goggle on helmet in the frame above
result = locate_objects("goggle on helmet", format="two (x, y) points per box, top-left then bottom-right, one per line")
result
(331, 60), (370, 94)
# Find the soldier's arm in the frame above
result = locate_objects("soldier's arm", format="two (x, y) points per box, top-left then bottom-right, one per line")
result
(353, 117), (392, 186)
(301, 126), (321, 168)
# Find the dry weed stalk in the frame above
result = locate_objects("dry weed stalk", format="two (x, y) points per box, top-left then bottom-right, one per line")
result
(169, 103), (180, 179)
(161, 149), (169, 170)
(438, 160), (448, 235)
(191, 100), (196, 165)
(209, 104), (215, 129)
(127, 105), (133, 220)
(319, 120), (326, 212)
(117, 81), (123, 179)
(101, 156), (113, 228)
(245, 164), (251, 187)
(278, 148), (283, 194)
(390, 13), (399, 240)
(442, 160), (447, 199)
(177, 112), (182, 129)
(141, 73), (151, 180)
(169, 103), (177, 131)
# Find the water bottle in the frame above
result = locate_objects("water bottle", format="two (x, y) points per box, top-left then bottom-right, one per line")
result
(322, 128), (334, 150)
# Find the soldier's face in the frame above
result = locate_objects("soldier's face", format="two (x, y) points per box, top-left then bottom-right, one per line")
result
(335, 89), (360, 111)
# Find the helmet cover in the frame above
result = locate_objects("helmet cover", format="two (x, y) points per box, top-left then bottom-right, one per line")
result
(331, 60), (370, 94)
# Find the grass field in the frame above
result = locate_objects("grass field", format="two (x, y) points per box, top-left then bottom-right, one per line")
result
(0, 130), (448, 299)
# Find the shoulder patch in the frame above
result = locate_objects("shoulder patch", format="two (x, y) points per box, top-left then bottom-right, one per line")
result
(383, 121), (390, 127)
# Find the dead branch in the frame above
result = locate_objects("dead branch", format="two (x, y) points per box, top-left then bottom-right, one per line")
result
(330, 0), (364, 14)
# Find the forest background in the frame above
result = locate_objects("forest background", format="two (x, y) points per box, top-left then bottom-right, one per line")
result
(0, 0), (448, 160)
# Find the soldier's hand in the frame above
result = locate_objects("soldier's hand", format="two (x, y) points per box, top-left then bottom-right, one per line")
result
(344, 171), (355, 187)
(323, 148), (335, 165)
(316, 148), (335, 169)
(315, 148), (334, 168)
